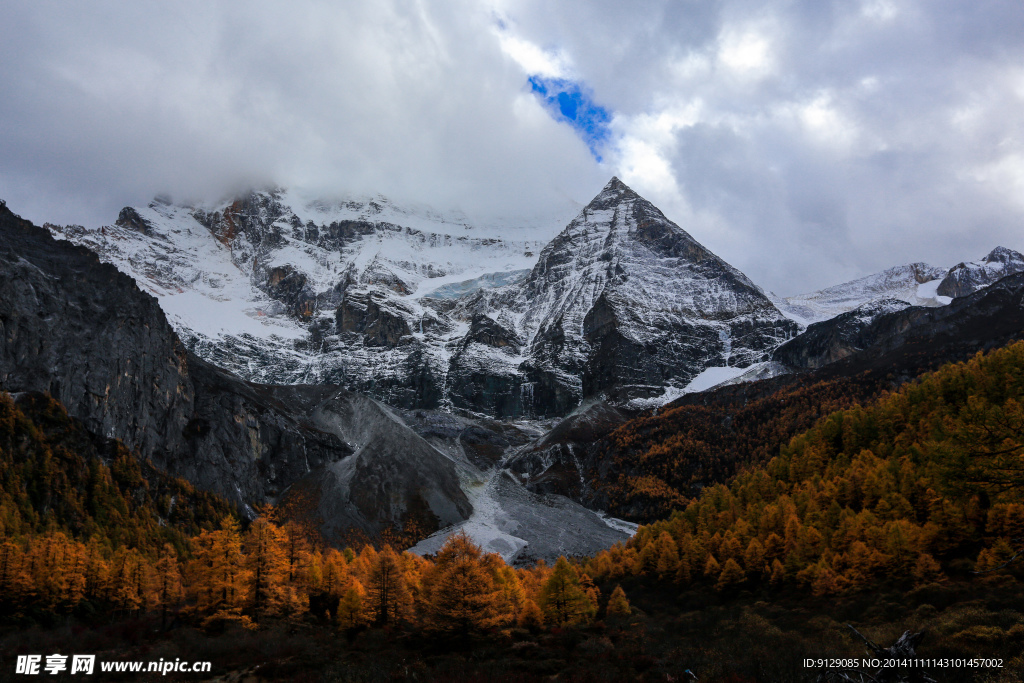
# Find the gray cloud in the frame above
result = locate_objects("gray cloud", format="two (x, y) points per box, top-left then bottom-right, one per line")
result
(0, 1), (604, 226)
(503, 0), (1024, 291)
(1, 0), (1022, 294)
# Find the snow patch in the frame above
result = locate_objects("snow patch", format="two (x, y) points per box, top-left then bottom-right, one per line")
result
(776, 263), (950, 324)
(599, 514), (640, 536)
(161, 290), (306, 341)
(623, 361), (788, 410)
(684, 365), (750, 393)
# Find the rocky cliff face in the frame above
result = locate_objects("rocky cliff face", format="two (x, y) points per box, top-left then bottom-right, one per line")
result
(0, 201), (194, 460)
(48, 180), (798, 419)
(0, 201), (471, 540)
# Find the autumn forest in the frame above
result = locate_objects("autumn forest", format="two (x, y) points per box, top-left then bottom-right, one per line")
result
(2, 342), (1024, 680)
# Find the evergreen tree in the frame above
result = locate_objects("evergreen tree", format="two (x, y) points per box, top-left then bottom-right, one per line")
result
(422, 532), (501, 634)
(365, 546), (410, 626)
(538, 557), (596, 626)
(606, 585), (630, 617)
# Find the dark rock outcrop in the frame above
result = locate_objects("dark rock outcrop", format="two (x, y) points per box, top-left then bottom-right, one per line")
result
(466, 314), (521, 349)
(506, 399), (635, 501)
(288, 391), (472, 539)
(772, 298), (911, 371)
(266, 265), (317, 318)
(335, 290), (413, 347)
(115, 206), (154, 235)
(1, 203), (194, 461)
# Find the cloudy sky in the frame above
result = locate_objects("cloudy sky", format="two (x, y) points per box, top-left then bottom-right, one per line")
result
(1, 0), (1022, 294)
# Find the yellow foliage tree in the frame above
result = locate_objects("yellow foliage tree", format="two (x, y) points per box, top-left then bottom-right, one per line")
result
(364, 546), (411, 626)
(538, 557), (596, 626)
(606, 585), (631, 617)
(715, 558), (746, 592)
(422, 532), (502, 634)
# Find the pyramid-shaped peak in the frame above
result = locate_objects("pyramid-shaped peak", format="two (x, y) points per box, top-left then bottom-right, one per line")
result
(597, 176), (637, 198)
(604, 176), (629, 191)
(582, 176), (646, 213)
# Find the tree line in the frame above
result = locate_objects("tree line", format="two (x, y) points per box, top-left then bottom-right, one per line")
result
(0, 519), (631, 633)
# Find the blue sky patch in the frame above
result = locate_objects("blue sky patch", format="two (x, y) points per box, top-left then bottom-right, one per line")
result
(528, 76), (612, 162)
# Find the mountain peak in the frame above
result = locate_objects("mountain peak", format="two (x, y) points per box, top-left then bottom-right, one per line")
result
(581, 177), (644, 215)
(937, 245), (1024, 298)
(603, 176), (628, 191)
(984, 245), (1024, 264)
(596, 176), (635, 199)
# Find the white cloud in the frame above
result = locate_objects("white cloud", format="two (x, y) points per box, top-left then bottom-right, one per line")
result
(717, 27), (775, 78)
(0, 0), (604, 229)
(609, 100), (702, 199)
(496, 32), (572, 79)
(670, 52), (713, 82)
(969, 152), (1024, 210)
(793, 92), (860, 152)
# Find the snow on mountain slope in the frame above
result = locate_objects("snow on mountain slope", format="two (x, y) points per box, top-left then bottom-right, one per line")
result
(49, 191), (546, 392)
(774, 246), (1024, 327)
(773, 262), (950, 326)
(276, 188), (577, 242)
(50, 202), (308, 345)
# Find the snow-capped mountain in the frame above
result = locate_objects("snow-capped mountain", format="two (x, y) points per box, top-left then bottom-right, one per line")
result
(936, 246), (1024, 298)
(49, 190), (549, 404)
(773, 263), (950, 326)
(48, 179), (798, 418)
(1, 201), (632, 559)
(770, 246), (1024, 373)
(448, 177), (799, 414)
(773, 246), (1024, 327)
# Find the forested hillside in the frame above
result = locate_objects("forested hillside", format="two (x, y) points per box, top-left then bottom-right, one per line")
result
(587, 341), (1024, 594)
(592, 290), (1024, 524)
(594, 376), (881, 520)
